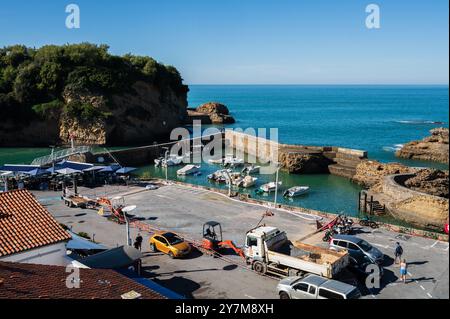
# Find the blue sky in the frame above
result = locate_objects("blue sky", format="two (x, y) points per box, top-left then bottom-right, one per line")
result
(0, 0), (448, 84)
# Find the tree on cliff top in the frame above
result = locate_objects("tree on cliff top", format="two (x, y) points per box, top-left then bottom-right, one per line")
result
(0, 43), (188, 123)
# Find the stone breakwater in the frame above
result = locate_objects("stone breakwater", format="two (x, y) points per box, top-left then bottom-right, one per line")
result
(396, 127), (449, 164)
(224, 130), (368, 178)
(352, 160), (449, 231)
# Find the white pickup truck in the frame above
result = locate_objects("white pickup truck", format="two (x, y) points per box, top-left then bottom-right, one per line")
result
(243, 226), (349, 279)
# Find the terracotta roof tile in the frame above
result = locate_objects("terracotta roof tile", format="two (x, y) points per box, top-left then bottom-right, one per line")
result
(0, 261), (165, 299)
(0, 189), (71, 257)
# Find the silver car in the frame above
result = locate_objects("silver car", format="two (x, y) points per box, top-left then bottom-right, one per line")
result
(329, 234), (384, 265)
(277, 274), (361, 299)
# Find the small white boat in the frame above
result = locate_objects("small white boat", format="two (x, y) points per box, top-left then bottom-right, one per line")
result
(259, 181), (282, 193)
(154, 157), (163, 167)
(177, 165), (201, 176)
(242, 165), (260, 175)
(283, 186), (310, 197)
(163, 155), (184, 167)
(238, 175), (258, 188)
(221, 154), (244, 167)
(208, 158), (225, 165)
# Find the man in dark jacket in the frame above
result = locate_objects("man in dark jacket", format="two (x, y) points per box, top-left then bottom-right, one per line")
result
(394, 242), (403, 265)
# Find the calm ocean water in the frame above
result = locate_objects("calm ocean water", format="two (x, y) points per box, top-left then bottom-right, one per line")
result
(188, 85), (449, 168)
(1, 85), (448, 219)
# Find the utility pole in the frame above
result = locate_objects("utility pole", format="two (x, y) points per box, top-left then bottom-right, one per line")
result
(162, 147), (169, 183)
(273, 165), (280, 208)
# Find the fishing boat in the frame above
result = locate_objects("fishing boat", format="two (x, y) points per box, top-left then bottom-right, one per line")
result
(177, 165), (201, 176)
(241, 164), (260, 175)
(258, 181), (282, 193)
(238, 175), (258, 188)
(283, 186), (310, 197)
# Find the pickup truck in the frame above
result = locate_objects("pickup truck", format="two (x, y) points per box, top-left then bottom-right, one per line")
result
(277, 274), (361, 299)
(243, 226), (349, 279)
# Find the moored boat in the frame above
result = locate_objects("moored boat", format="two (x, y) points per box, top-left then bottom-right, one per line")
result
(258, 181), (282, 193)
(177, 165), (201, 176)
(238, 175), (258, 188)
(241, 164), (260, 175)
(283, 186), (310, 197)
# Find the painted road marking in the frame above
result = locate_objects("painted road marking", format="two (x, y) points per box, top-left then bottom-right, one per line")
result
(156, 194), (173, 200)
(244, 294), (256, 299)
(430, 241), (439, 248)
(420, 285), (425, 290)
(427, 293), (433, 298)
(373, 243), (390, 249)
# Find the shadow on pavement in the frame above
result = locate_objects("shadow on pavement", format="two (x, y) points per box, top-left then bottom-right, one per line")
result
(151, 276), (201, 299)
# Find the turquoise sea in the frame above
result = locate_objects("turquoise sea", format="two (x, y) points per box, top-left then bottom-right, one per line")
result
(1, 85), (448, 219)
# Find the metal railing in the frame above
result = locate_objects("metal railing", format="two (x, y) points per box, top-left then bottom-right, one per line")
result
(31, 146), (92, 166)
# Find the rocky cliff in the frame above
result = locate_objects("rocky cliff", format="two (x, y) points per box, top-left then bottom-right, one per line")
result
(396, 128), (449, 164)
(0, 43), (188, 147)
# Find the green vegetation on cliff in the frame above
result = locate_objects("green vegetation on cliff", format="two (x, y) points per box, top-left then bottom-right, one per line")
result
(0, 43), (188, 123)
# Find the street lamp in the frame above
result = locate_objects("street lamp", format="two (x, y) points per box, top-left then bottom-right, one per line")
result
(162, 147), (169, 183)
(273, 165), (281, 208)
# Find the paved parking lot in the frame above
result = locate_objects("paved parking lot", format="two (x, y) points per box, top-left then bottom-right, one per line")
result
(35, 183), (449, 299)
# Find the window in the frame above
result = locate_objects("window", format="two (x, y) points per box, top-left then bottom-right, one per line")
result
(358, 240), (373, 252)
(318, 288), (344, 299)
(337, 241), (348, 248)
(308, 285), (316, 295)
(155, 236), (168, 245)
(348, 243), (359, 251)
(163, 232), (183, 245)
(247, 236), (257, 247)
(294, 283), (309, 292)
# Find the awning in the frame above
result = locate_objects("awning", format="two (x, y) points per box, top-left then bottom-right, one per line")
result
(24, 168), (50, 177)
(55, 168), (82, 175)
(79, 245), (143, 269)
(99, 164), (121, 173)
(56, 160), (93, 171)
(116, 167), (137, 174)
(66, 231), (108, 251)
(0, 164), (41, 173)
(83, 166), (105, 172)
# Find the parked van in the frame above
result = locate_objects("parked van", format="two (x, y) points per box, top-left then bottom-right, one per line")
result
(277, 274), (361, 299)
(329, 235), (384, 265)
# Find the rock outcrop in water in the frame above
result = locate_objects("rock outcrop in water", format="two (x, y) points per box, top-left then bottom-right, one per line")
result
(396, 128), (449, 164)
(278, 151), (333, 174)
(403, 169), (449, 198)
(352, 160), (416, 188)
(186, 102), (235, 124)
(354, 160), (449, 230)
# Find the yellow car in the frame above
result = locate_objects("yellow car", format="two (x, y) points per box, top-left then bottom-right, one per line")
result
(149, 231), (191, 258)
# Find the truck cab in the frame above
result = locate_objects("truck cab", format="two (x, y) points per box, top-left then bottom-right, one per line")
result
(244, 226), (287, 262)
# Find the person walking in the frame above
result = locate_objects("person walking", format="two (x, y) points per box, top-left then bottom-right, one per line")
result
(400, 259), (408, 283)
(394, 242), (403, 265)
(134, 233), (143, 251)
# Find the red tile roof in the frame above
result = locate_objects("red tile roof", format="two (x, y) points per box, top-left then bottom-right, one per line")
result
(0, 189), (71, 257)
(0, 261), (165, 299)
